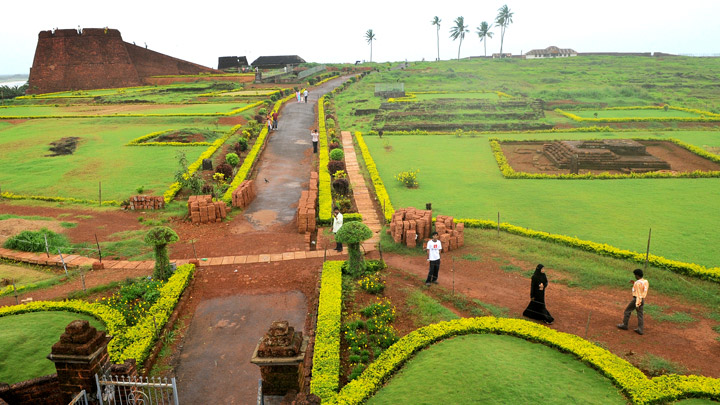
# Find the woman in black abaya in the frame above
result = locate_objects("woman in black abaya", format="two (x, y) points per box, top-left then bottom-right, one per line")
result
(522, 264), (554, 324)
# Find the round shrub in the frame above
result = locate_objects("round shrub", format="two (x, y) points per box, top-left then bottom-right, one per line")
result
(215, 163), (233, 180)
(235, 138), (248, 153)
(329, 142), (341, 150)
(332, 178), (350, 195)
(327, 160), (346, 176)
(258, 108), (267, 116)
(329, 148), (345, 161)
(225, 153), (239, 167)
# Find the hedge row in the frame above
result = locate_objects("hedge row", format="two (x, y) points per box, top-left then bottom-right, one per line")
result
(0, 191), (121, 206)
(556, 108), (720, 122)
(354, 132), (394, 223)
(314, 75), (340, 87)
(0, 263), (195, 365)
(606, 105), (720, 118)
(456, 218), (720, 283)
(489, 137), (720, 180)
(329, 317), (720, 404)
(318, 96), (333, 224)
(368, 125), (615, 137)
(309, 260), (344, 400)
(221, 93), (296, 205)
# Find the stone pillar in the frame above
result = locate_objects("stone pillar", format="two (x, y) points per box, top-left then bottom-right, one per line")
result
(47, 320), (111, 403)
(250, 321), (309, 396)
(108, 359), (139, 404)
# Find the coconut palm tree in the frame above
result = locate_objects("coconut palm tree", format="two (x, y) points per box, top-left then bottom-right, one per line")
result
(365, 29), (376, 62)
(449, 16), (469, 60)
(431, 16), (441, 61)
(495, 4), (514, 56)
(476, 21), (494, 57)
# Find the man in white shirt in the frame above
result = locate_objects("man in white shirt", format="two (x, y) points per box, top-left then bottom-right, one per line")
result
(303, 89), (309, 103)
(424, 232), (442, 286)
(332, 208), (343, 252)
(617, 268), (649, 335)
(311, 129), (319, 153)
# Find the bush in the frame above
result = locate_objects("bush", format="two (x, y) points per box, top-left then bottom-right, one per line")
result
(327, 160), (346, 176)
(144, 227), (179, 281)
(358, 273), (385, 294)
(395, 169), (419, 188)
(258, 108), (267, 116)
(332, 178), (350, 195)
(215, 163), (233, 180)
(235, 138), (248, 153)
(334, 196), (352, 213)
(225, 153), (240, 167)
(3, 228), (71, 253)
(329, 148), (345, 161)
(329, 141), (341, 150)
(336, 222), (373, 277)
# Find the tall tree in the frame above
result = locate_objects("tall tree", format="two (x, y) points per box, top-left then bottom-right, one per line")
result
(495, 4), (514, 56)
(449, 16), (469, 60)
(476, 21), (494, 57)
(431, 16), (442, 61)
(365, 29), (376, 62)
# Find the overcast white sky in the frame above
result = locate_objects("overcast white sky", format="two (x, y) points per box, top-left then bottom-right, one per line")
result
(2, 0), (719, 75)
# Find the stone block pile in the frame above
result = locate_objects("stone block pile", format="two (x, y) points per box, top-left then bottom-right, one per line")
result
(434, 214), (465, 252)
(187, 195), (227, 224)
(231, 180), (257, 209)
(297, 172), (318, 237)
(389, 207), (433, 248)
(128, 195), (164, 210)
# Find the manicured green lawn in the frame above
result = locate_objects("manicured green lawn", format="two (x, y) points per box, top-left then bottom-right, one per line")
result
(572, 109), (701, 118)
(0, 264), (56, 286)
(367, 334), (626, 404)
(0, 102), (250, 117)
(0, 117), (218, 200)
(0, 311), (105, 384)
(363, 131), (720, 267)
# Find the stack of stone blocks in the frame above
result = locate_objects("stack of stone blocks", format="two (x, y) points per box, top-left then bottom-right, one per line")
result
(297, 172), (318, 243)
(434, 214), (465, 252)
(389, 208), (464, 251)
(231, 180), (257, 209)
(187, 195), (227, 224)
(250, 321), (308, 397)
(128, 195), (164, 210)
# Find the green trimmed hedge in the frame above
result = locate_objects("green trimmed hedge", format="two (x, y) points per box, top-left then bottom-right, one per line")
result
(343, 213), (363, 222)
(0, 191), (121, 206)
(355, 132), (393, 223)
(318, 96), (333, 224)
(310, 260), (344, 399)
(555, 106), (720, 123)
(489, 137), (720, 180)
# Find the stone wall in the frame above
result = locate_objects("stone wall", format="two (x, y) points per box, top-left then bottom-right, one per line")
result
(188, 195), (228, 224)
(231, 180), (257, 209)
(0, 375), (63, 405)
(128, 195), (165, 210)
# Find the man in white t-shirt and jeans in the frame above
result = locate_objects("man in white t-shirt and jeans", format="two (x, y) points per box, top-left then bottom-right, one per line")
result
(425, 232), (442, 286)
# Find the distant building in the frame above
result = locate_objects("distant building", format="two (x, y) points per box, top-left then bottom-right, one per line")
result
(525, 46), (577, 59)
(218, 56), (249, 72)
(251, 55), (306, 70)
(492, 53), (513, 59)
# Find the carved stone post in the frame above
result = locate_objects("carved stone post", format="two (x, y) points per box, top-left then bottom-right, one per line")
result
(250, 321), (309, 396)
(47, 320), (111, 403)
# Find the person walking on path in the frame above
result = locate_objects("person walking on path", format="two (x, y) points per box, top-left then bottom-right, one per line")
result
(617, 268), (649, 335)
(296, 90), (302, 102)
(311, 129), (319, 153)
(266, 116), (273, 132)
(303, 89), (309, 103)
(522, 264), (555, 324)
(272, 111), (279, 129)
(424, 232), (442, 286)
(332, 208), (343, 252)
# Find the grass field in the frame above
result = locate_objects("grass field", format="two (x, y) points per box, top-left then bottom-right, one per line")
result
(363, 132), (720, 267)
(0, 117), (221, 200)
(0, 311), (105, 384)
(0, 263), (55, 285)
(367, 334), (627, 404)
(0, 102), (252, 118)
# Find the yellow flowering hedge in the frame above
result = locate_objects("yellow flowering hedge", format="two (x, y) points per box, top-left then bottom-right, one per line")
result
(221, 93), (296, 205)
(371, 125), (614, 136)
(555, 107), (720, 122)
(489, 137), (720, 180)
(318, 96), (333, 224)
(355, 132), (394, 223)
(310, 260), (344, 400)
(1, 191), (121, 206)
(328, 317), (720, 404)
(456, 218), (720, 283)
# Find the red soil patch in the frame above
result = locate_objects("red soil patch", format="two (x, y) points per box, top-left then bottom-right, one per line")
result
(217, 115), (247, 126)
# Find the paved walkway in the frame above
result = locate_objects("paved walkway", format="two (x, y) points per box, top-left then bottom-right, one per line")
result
(244, 77), (348, 229)
(341, 131), (383, 251)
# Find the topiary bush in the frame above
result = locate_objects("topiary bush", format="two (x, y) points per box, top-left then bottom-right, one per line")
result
(335, 222), (373, 277)
(225, 153), (239, 167)
(327, 160), (346, 176)
(329, 148), (345, 161)
(3, 228), (71, 253)
(215, 163), (233, 180)
(144, 227), (179, 281)
(332, 178), (350, 196)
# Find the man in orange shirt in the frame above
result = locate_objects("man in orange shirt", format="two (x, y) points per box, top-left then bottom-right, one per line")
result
(617, 269), (649, 335)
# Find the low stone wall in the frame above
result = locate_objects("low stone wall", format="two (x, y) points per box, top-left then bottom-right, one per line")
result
(231, 180), (257, 209)
(0, 375), (63, 405)
(297, 172), (318, 236)
(188, 195), (228, 224)
(128, 195), (165, 210)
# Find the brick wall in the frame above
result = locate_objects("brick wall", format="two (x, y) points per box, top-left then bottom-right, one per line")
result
(231, 180), (257, 209)
(0, 375), (64, 405)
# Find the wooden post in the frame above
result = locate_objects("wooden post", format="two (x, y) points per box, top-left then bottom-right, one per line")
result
(12, 279), (19, 305)
(191, 240), (198, 261)
(497, 212), (500, 237)
(98, 181), (102, 207)
(644, 228), (652, 271)
(58, 249), (68, 277)
(452, 256), (455, 295)
(44, 233), (50, 258)
(585, 311), (592, 338)
(81, 272), (86, 292)
(94, 234), (102, 263)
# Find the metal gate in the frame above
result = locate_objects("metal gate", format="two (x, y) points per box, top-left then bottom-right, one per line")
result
(95, 374), (179, 405)
(68, 390), (89, 405)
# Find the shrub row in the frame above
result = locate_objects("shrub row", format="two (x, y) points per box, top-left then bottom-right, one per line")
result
(555, 108), (720, 122)
(318, 96), (333, 224)
(221, 93), (297, 205)
(354, 132), (394, 223)
(456, 218), (720, 283)
(343, 213), (363, 222)
(126, 129), (211, 147)
(368, 126), (615, 137)
(0, 264), (195, 365)
(310, 260), (344, 400)
(313, 75), (340, 87)
(330, 317), (720, 404)
(0, 191), (121, 206)
(489, 137), (720, 180)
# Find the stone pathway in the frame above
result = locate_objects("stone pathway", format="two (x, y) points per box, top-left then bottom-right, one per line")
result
(340, 131), (383, 251)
